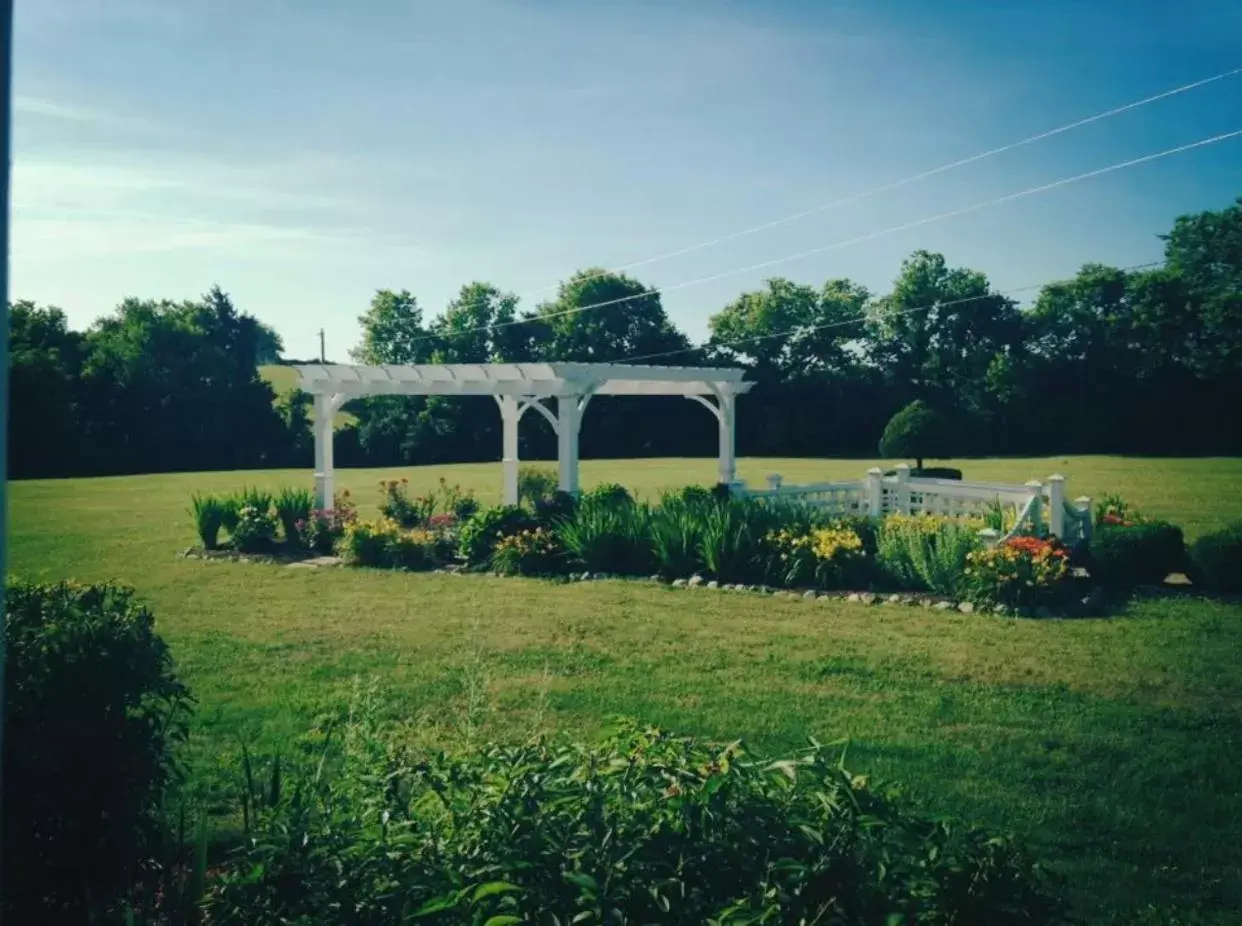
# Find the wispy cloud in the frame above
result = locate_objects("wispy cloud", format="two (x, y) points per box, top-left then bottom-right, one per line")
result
(14, 95), (164, 132)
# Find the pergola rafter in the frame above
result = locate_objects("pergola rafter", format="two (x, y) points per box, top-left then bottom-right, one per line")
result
(290, 362), (754, 507)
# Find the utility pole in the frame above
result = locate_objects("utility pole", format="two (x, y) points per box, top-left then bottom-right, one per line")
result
(319, 328), (326, 363)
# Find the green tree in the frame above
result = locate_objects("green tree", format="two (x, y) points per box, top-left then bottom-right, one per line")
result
(879, 399), (951, 469)
(528, 269), (689, 362)
(866, 251), (1020, 413)
(352, 289), (435, 365)
(8, 301), (85, 477)
(432, 282), (525, 362)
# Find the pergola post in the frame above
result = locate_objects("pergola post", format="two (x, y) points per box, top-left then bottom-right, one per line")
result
(498, 395), (521, 505)
(556, 394), (581, 495)
(716, 388), (737, 487)
(312, 393), (335, 510)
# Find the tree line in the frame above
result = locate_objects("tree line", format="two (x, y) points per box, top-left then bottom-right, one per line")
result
(9, 195), (1241, 480)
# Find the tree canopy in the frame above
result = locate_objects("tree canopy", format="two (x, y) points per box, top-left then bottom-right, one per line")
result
(9, 194), (1242, 478)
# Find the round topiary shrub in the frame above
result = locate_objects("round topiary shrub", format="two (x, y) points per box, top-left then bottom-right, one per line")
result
(3, 580), (192, 924)
(1088, 521), (1187, 589)
(879, 400), (952, 470)
(1189, 522), (1242, 594)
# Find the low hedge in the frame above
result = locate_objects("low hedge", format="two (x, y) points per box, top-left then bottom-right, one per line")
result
(1189, 522), (1242, 594)
(1089, 521), (1186, 589)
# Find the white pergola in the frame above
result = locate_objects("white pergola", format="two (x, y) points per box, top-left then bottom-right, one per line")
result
(290, 362), (754, 508)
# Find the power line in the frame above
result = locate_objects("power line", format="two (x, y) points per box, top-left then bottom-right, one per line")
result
(617, 261), (1165, 366)
(438, 126), (1242, 340)
(414, 66), (1240, 339)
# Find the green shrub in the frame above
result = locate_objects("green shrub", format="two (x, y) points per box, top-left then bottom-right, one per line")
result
(190, 492), (227, 549)
(378, 477), (429, 527)
(458, 505), (536, 566)
(230, 505), (278, 553)
(273, 486), (314, 545)
(220, 495), (241, 533)
(879, 399), (952, 470)
(964, 535), (1074, 611)
(237, 486), (274, 516)
(204, 705), (1062, 925)
(557, 495), (654, 575)
(534, 489), (578, 526)
(518, 464), (559, 506)
(1090, 521), (1186, 588)
(1189, 523), (1242, 594)
(338, 518), (440, 570)
(491, 526), (565, 576)
(876, 513), (983, 595)
(580, 482), (632, 506)
(3, 581), (191, 924)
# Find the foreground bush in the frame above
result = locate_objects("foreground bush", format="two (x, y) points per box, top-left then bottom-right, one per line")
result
(205, 709), (1063, 925)
(1090, 521), (1186, 588)
(3, 580), (192, 924)
(557, 493), (654, 574)
(1189, 522), (1242, 594)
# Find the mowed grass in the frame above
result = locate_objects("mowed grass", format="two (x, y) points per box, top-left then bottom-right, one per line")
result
(8, 456), (1242, 922)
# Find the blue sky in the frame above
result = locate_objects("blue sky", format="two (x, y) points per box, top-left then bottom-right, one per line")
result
(12, 0), (1242, 361)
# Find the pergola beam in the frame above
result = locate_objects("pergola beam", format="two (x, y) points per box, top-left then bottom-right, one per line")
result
(295, 363), (752, 508)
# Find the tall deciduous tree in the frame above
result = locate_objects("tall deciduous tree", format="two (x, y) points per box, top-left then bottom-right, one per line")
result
(352, 290), (434, 365)
(865, 251), (1020, 414)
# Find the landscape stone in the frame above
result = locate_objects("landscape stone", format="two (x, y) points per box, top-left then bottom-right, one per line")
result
(957, 601), (975, 614)
(286, 561), (317, 569)
(304, 556), (342, 567)
(707, 580), (720, 590)
(672, 578), (687, 588)
(886, 594), (903, 604)
(859, 593), (878, 605)
(920, 598), (934, 608)
(846, 593), (862, 603)
(934, 601), (954, 611)
(688, 575), (704, 587)
(803, 590), (819, 600)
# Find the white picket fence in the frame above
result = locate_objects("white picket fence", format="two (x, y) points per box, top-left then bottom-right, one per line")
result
(732, 465), (1092, 546)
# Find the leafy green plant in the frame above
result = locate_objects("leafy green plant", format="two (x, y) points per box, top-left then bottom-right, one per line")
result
(649, 490), (712, 578)
(1089, 521), (1186, 589)
(219, 495), (241, 533)
(237, 486), (274, 517)
(491, 526), (564, 576)
(876, 513), (983, 595)
(204, 701), (1063, 925)
(338, 518), (441, 571)
(458, 505), (536, 566)
(766, 523), (869, 589)
(517, 465), (559, 507)
(190, 492), (227, 550)
(273, 486), (314, 545)
(965, 535), (1073, 611)
(557, 495), (654, 575)
(534, 489), (578, 526)
(230, 505), (278, 553)
(378, 477), (430, 527)
(696, 498), (785, 584)
(3, 580), (192, 924)
(1189, 522), (1242, 594)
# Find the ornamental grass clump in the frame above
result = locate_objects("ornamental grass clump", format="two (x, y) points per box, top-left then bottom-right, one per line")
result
(965, 535), (1073, 612)
(273, 486), (314, 545)
(190, 492), (227, 550)
(557, 494), (654, 575)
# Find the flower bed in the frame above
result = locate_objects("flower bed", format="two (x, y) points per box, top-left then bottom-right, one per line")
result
(186, 483), (1197, 616)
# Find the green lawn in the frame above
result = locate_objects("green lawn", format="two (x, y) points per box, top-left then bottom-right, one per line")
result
(9, 456), (1242, 923)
